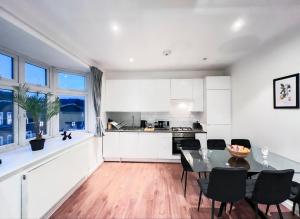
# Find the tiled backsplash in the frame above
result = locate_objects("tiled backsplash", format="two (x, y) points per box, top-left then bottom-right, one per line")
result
(106, 111), (204, 128)
(141, 112), (203, 127)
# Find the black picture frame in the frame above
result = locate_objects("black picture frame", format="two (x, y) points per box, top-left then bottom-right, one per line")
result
(273, 73), (299, 109)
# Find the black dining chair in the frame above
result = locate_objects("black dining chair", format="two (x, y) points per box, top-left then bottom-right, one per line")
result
(231, 139), (251, 149)
(207, 139), (226, 150)
(289, 181), (300, 215)
(180, 139), (201, 197)
(246, 169), (294, 219)
(198, 167), (247, 219)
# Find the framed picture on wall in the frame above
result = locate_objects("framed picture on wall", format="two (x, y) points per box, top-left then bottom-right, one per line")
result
(273, 73), (299, 109)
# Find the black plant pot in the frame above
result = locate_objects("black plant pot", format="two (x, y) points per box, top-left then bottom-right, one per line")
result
(29, 139), (45, 151)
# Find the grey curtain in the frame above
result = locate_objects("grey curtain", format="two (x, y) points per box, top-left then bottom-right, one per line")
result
(90, 66), (104, 136)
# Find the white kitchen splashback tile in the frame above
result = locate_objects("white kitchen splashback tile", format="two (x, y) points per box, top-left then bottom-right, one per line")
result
(141, 112), (203, 127)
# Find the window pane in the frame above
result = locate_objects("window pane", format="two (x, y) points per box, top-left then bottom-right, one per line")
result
(0, 53), (13, 80)
(0, 89), (14, 146)
(58, 72), (85, 90)
(59, 95), (85, 131)
(25, 63), (47, 86)
(25, 92), (47, 139)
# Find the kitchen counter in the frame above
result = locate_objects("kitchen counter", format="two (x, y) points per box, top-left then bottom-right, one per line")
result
(105, 128), (207, 133)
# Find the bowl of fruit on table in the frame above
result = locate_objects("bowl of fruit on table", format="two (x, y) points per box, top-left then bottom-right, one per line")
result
(227, 145), (251, 158)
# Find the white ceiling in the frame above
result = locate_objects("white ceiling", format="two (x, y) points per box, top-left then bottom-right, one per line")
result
(1, 0), (300, 72)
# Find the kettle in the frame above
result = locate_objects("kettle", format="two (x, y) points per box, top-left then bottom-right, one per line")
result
(193, 121), (202, 130)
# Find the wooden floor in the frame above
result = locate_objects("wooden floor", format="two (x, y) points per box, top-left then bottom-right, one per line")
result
(52, 162), (300, 219)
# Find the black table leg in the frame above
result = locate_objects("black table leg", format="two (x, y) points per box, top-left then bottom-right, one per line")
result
(245, 198), (267, 219)
(217, 202), (226, 217)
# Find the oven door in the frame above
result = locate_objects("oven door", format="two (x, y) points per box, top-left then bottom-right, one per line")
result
(172, 137), (195, 154)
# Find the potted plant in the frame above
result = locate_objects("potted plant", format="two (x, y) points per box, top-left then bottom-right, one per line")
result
(13, 84), (60, 151)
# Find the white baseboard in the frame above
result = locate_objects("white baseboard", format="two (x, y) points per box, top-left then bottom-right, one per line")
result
(104, 157), (180, 163)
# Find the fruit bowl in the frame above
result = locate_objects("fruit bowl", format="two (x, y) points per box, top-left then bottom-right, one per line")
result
(227, 145), (251, 158)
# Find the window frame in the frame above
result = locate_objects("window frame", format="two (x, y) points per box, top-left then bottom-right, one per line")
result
(0, 48), (91, 152)
(56, 71), (87, 92)
(0, 85), (19, 151)
(0, 48), (19, 86)
(54, 68), (89, 134)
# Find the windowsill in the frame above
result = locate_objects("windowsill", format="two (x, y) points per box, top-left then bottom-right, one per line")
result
(0, 132), (94, 182)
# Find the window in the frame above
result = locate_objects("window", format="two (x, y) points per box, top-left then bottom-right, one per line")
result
(0, 112), (3, 125)
(0, 53), (13, 80)
(59, 95), (85, 131)
(58, 72), (85, 91)
(0, 89), (14, 146)
(25, 63), (47, 86)
(25, 92), (47, 139)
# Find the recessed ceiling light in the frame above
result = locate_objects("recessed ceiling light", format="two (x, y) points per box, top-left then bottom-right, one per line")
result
(110, 22), (120, 33)
(203, 57), (208, 61)
(129, 58), (135, 63)
(231, 18), (245, 32)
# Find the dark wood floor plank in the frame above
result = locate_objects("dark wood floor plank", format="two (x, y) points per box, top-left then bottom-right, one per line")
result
(51, 162), (300, 219)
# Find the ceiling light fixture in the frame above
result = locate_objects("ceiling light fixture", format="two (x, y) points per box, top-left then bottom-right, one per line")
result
(111, 22), (120, 33)
(203, 57), (208, 61)
(231, 18), (245, 32)
(163, 49), (172, 56)
(129, 58), (135, 63)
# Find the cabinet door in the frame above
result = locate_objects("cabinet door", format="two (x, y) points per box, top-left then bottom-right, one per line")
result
(105, 80), (139, 111)
(0, 175), (21, 219)
(138, 80), (170, 112)
(138, 133), (158, 159)
(207, 89), (231, 125)
(192, 79), (204, 111)
(156, 133), (173, 159)
(119, 132), (140, 158)
(103, 132), (120, 158)
(206, 76), (231, 90)
(171, 79), (193, 99)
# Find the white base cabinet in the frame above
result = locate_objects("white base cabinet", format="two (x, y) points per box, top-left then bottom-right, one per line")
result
(0, 175), (21, 219)
(103, 132), (174, 161)
(103, 132), (120, 160)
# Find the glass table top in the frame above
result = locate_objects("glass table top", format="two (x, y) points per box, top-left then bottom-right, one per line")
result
(180, 147), (300, 174)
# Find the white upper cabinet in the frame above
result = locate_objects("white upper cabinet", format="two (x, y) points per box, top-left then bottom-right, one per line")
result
(206, 89), (231, 124)
(105, 79), (170, 112)
(106, 78), (203, 112)
(192, 79), (204, 111)
(170, 79), (193, 100)
(206, 76), (231, 90)
(105, 80), (140, 112)
(138, 79), (170, 112)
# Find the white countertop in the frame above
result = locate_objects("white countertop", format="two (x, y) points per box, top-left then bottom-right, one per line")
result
(0, 132), (95, 181)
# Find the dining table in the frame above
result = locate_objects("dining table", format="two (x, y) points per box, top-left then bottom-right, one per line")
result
(180, 147), (300, 219)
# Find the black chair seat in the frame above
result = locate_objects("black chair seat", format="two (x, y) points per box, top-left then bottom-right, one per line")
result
(180, 139), (201, 197)
(245, 169), (294, 219)
(197, 178), (209, 195)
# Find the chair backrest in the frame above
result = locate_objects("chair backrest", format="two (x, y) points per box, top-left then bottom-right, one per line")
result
(207, 139), (226, 150)
(181, 139), (201, 150)
(231, 139), (251, 149)
(207, 167), (247, 202)
(252, 169), (294, 204)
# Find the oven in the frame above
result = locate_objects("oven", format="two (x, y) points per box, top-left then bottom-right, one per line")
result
(172, 132), (195, 155)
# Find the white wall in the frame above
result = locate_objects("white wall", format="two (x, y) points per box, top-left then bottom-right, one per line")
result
(106, 70), (225, 79)
(230, 29), (300, 163)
